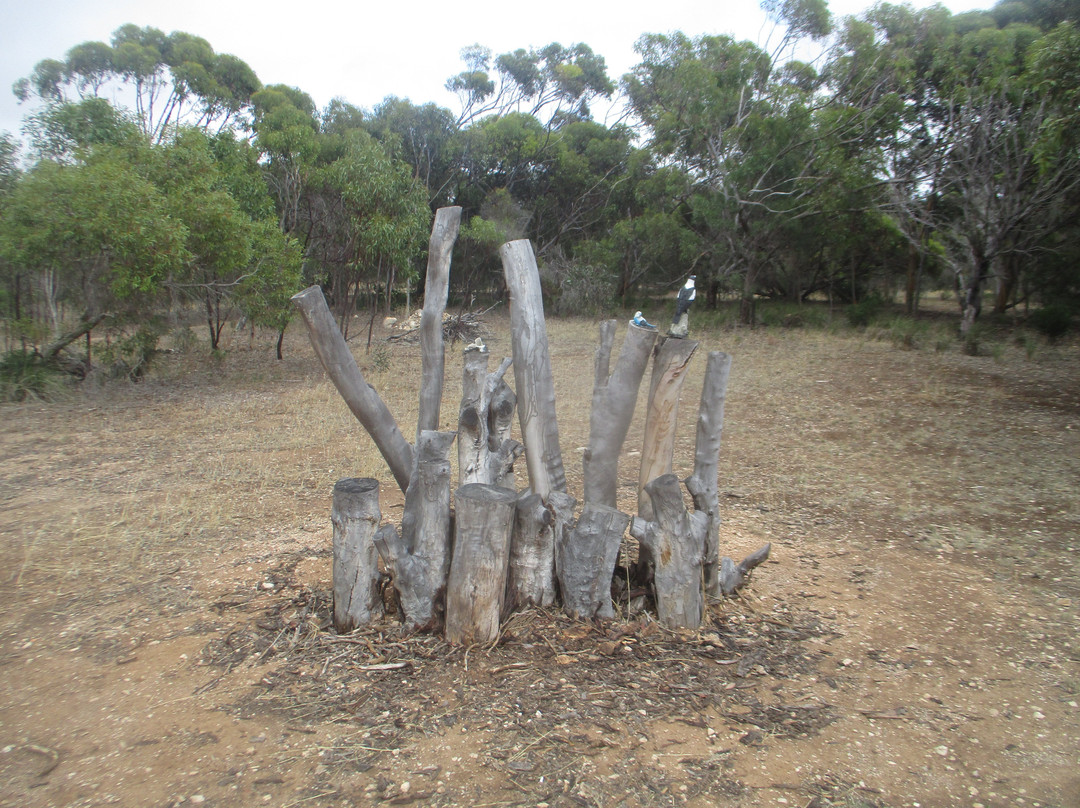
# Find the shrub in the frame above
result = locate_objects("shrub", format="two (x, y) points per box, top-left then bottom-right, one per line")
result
(0, 350), (68, 402)
(1028, 305), (1072, 343)
(845, 295), (886, 328)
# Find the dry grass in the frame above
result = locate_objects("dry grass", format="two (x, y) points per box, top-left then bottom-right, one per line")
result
(2, 308), (1080, 808)
(3, 311), (1079, 599)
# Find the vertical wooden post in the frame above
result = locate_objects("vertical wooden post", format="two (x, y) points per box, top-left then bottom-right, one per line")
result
(583, 319), (659, 508)
(445, 484), (519, 645)
(417, 206), (462, 443)
(630, 474), (708, 630)
(373, 431), (457, 630)
(499, 239), (566, 499)
(685, 351), (733, 597)
(458, 344), (522, 488)
(638, 337), (698, 520)
(558, 502), (632, 620)
(331, 478), (383, 633)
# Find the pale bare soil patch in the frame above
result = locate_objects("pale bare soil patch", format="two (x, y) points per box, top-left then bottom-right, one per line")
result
(1, 312), (1078, 808)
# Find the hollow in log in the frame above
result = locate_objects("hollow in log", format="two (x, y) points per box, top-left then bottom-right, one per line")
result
(558, 501), (631, 620)
(684, 351), (733, 597)
(292, 286), (413, 492)
(638, 337), (699, 520)
(500, 239), (566, 498)
(373, 431), (456, 630)
(445, 484), (519, 645)
(331, 478), (383, 632)
(582, 319), (659, 508)
(458, 344), (522, 488)
(631, 474), (708, 630)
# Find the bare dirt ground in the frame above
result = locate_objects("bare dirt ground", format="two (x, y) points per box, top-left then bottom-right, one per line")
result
(1, 312), (1078, 808)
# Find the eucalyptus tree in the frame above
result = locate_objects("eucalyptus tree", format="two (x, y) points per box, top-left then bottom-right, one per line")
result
(13, 25), (261, 144)
(303, 131), (430, 335)
(624, 13), (886, 322)
(446, 42), (615, 127)
(251, 85), (320, 235)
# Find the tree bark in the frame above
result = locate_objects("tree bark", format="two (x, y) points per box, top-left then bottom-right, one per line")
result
(373, 431), (456, 630)
(631, 474), (708, 630)
(507, 490), (574, 611)
(684, 352), (733, 598)
(331, 478), (383, 633)
(638, 337), (699, 521)
(43, 312), (110, 361)
(558, 501), (631, 620)
(458, 345), (522, 488)
(445, 484), (519, 645)
(417, 207), (462, 443)
(292, 285), (413, 492)
(582, 319), (659, 508)
(500, 239), (566, 499)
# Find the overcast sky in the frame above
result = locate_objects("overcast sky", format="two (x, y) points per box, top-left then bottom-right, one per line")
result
(2, 0), (990, 145)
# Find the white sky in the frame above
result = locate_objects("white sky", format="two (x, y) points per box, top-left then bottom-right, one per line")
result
(1, 0), (990, 146)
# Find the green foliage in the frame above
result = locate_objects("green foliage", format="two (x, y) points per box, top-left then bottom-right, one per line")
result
(1028, 304), (1073, 342)
(99, 323), (164, 379)
(845, 296), (886, 328)
(0, 350), (68, 401)
(538, 254), (614, 316)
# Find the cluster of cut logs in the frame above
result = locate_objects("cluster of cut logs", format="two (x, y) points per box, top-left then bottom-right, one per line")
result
(292, 207), (770, 645)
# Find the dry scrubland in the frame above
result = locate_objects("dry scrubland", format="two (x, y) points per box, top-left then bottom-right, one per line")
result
(1, 310), (1079, 808)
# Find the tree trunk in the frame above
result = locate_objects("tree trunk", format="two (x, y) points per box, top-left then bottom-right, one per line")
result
(638, 337), (698, 521)
(292, 285), (414, 492)
(417, 207), (462, 443)
(373, 431), (456, 630)
(508, 490), (574, 611)
(631, 474), (708, 630)
(445, 484), (519, 645)
(458, 345), (522, 488)
(500, 239), (566, 499)
(582, 319), (659, 508)
(43, 312), (110, 361)
(684, 352), (733, 598)
(558, 501), (631, 620)
(331, 478), (383, 633)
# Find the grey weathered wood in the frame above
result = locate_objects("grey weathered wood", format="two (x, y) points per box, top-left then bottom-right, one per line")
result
(458, 344), (522, 488)
(500, 239), (566, 499)
(292, 286), (413, 492)
(638, 337), (699, 521)
(630, 474), (708, 630)
(558, 501), (631, 620)
(331, 478), (383, 632)
(582, 319), (660, 508)
(373, 431), (456, 630)
(719, 543), (772, 596)
(417, 207), (462, 444)
(684, 351), (733, 598)
(508, 490), (575, 611)
(445, 484), (519, 645)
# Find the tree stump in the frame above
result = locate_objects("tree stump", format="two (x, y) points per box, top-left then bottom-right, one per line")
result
(631, 474), (708, 630)
(558, 501), (632, 620)
(509, 490), (575, 611)
(684, 351), (733, 597)
(373, 431), (456, 630)
(638, 337), (699, 521)
(582, 319), (659, 508)
(720, 543), (772, 595)
(445, 484), (519, 645)
(331, 478), (383, 633)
